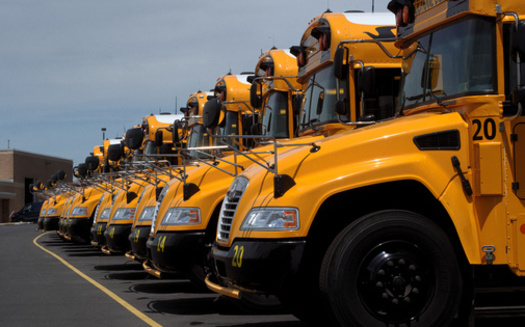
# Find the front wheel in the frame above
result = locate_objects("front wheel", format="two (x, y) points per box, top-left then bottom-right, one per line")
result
(319, 210), (464, 327)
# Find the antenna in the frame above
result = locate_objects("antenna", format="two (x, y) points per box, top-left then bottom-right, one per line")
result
(372, 0), (375, 13)
(175, 96), (177, 114)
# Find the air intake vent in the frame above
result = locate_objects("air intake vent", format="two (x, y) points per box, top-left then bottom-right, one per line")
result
(413, 130), (460, 150)
(217, 177), (249, 242)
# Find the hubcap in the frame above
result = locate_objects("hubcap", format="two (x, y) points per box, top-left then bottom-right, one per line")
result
(357, 241), (434, 323)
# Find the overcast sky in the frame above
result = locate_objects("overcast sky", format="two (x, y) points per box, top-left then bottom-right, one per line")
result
(1, 0), (391, 167)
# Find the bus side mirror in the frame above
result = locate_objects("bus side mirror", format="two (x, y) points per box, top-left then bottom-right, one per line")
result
(155, 130), (163, 147)
(85, 156), (99, 171)
(202, 98), (222, 129)
(361, 66), (377, 98)
(250, 82), (263, 109)
(56, 169), (67, 181)
(107, 144), (123, 162)
(334, 47), (348, 80)
(125, 127), (143, 150)
(173, 122), (179, 143)
(77, 163), (88, 178)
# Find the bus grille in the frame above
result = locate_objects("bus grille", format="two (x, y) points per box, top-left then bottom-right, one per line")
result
(217, 177), (249, 242)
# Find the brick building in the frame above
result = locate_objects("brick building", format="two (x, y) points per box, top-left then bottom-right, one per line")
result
(0, 149), (73, 222)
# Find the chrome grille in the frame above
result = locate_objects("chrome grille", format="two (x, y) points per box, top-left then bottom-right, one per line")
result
(217, 177), (249, 242)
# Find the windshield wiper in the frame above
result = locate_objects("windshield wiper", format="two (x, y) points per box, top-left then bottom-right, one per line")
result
(404, 89), (449, 109)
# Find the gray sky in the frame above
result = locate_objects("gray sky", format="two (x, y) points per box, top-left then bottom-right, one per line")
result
(1, 0), (391, 167)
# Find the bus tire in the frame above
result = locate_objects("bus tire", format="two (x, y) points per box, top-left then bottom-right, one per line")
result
(319, 210), (463, 327)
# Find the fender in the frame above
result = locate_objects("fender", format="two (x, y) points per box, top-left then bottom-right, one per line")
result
(228, 112), (481, 263)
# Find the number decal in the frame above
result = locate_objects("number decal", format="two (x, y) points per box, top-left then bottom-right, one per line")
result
(483, 118), (496, 140)
(472, 118), (497, 141)
(134, 229), (140, 243)
(473, 119), (483, 140)
(232, 245), (244, 268)
(109, 227), (115, 239)
(157, 235), (166, 252)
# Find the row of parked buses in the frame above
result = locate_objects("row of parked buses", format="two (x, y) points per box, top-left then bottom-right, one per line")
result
(30, 0), (525, 325)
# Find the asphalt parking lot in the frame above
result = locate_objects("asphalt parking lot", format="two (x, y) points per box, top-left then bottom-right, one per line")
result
(4, 223), (525, 327)
(0, 223), (307, 327)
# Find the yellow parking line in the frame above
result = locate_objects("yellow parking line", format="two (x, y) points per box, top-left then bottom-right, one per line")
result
(33, 232), (162, 327)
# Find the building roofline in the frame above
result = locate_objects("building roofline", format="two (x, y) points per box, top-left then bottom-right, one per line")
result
(0, 149), (73, 163)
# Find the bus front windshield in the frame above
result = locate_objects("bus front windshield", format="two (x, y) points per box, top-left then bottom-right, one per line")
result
(300, 65), (342, 132)
(401, 17), (495, 110)
(262, 91), (289, 139)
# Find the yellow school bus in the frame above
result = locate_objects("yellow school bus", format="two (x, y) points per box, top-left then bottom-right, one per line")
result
(207, 10), (404, 324)
(124, 112), (186, 261)
(89, 138), (124, 247)
(144, 74), (259, 280)
(33, 180), (69, 231)
(102, 114), (182, 254)
(64, 153), (106, 244)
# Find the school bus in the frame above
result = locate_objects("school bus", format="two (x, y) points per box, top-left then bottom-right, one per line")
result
(126, 100), (204, 262)
(207, 10), (405, 324)
(39, 173), (78, 236)
(144, 73), (260, 280)
(99, 139), (143, 254)
(64, 154), (106, 244)
(146, 50), (317, 295)
(89, 138), (124, 247)
(32, 180), (69, 231)
(102, 114), (182, 254)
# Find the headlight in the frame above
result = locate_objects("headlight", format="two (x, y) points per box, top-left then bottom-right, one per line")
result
(47, 208), (59, 215)
(161, 208), (200, 225)
(112, 208), (135, 220)
(138, 207), (155, 221)
(99, 208), (110, 220)
(71, 207), (89, 216)
(240, 208), (299, 231)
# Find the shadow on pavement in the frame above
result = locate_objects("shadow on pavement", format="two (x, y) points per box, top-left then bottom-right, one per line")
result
(216, 323), (311, 327)
(105, 271), (151, 280)
(147, 296), (220, 315)
(94, 263), (143, 271)
(131, 280), (209, 294)
(149, 296), (292, 317)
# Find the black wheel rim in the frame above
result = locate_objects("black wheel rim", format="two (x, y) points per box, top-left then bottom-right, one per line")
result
(357, 240), (435, 324)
